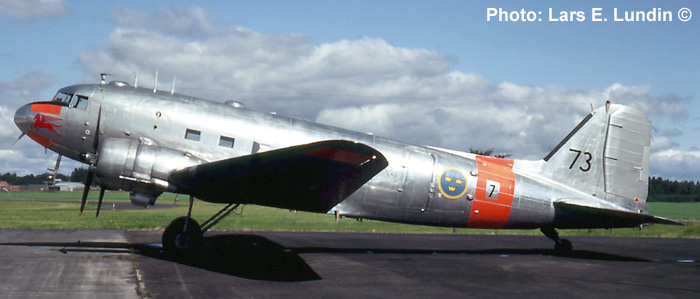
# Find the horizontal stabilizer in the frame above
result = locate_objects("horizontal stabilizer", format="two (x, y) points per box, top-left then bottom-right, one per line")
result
(169, 140), (388, 213)
(553, 201), (684, 229)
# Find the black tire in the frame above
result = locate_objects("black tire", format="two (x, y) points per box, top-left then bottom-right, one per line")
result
(162, 216), (203, 258)
(554, 238), (573, 255)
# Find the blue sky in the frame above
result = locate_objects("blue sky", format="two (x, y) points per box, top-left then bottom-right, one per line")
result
(1, 0), (698, 181)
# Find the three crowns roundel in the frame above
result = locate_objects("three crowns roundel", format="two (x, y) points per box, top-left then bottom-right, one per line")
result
(438, 168), (467, 199)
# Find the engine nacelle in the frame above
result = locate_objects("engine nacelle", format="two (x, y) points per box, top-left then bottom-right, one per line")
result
(95, 137), (206, 206)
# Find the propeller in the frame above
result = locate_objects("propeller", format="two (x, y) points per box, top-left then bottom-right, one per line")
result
(95, 187), (106, 217)
(10, 133), (25, 148)
(93, 106), (102, 150)
(48, 154), (62, 187)
(80, 105), (103, 217)
(79, 168), (93, 216)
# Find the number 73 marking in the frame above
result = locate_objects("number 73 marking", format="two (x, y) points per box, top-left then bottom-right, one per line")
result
(569, 148), (592, 172)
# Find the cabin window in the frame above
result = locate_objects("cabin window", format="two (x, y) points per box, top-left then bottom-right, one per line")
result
(252, 142), (270, 154)
(219, 136), (235, 148)
(185, 129), (201, 141)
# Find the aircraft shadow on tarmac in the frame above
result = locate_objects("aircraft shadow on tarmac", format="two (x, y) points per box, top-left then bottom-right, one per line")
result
(135, 234), (323, 282)
(1, 233), (650, 282)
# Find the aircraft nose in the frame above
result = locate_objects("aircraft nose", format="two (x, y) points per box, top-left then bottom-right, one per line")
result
(14, 104), (32, 133)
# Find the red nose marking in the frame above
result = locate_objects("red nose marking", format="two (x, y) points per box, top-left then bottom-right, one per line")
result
(30, 103), (62, 115)
(30, 104), (63, 137)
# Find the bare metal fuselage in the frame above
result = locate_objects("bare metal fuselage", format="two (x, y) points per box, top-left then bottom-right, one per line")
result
(15, 81), (661, 231)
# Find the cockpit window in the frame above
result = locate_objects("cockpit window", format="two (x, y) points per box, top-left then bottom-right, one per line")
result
(52, 92), (89, 110)
(53, 92), (72, 104)
(72, 95), (89, 110)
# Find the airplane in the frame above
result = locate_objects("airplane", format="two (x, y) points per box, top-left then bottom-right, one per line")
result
(12, 74), (682, 257)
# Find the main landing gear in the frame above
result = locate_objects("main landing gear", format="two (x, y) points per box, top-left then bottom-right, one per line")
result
(540, 226), (573, 255)
(161, 195), (240, 258)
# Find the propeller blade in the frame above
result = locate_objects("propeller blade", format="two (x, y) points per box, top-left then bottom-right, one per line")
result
(93, 106), (102, 152)
(10, 133), (25, 148)
(47, 154), (62, 186)
(53, 154), (62, 171)
(95, 187), (106, 218)
(79, 168), (94, 216)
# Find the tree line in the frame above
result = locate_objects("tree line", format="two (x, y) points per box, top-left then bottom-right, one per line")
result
(1, 168), (88, 185)
(648, 177), (700, 202)
(2, 168), (698, 202)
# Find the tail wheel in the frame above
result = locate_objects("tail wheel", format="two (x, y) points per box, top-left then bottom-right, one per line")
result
(162, 216), (203, 258)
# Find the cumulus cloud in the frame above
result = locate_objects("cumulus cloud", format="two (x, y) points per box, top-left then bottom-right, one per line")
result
(651, 150), (700, 181)
(0, 148), (70, 176)
(0, 71), (54, 104)
(601, 83), (687, 119)
(0, 0), (69, 19)
(64, 6), (696, 180)
(0, 72), (58, 175)
(651, 128), (682, 152)
(0, 72), (54, 138)
(112, 6), (215, 37)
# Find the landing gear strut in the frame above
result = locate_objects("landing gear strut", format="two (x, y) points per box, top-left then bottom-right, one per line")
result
(540, 226), (573, 255)
(161, 195), (241, 258)
(162, 216), (203, 257)
(162, 195), (202, 258)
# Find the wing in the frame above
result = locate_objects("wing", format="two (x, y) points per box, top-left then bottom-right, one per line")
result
(169, 140), (388, 213)
(553, 200), (684, 229)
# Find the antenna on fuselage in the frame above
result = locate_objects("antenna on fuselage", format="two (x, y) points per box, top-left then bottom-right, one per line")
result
(153, 70), (158, 93)
(100, 73), (106, 85)
(134, 70), (139, 88)
(171, 76), (176, 95)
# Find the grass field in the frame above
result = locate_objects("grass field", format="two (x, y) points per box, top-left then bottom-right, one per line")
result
(0, 191), (698, 238)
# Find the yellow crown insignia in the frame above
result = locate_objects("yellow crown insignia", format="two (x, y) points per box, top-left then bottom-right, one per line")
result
(444, 176), (452, 182)
(455, 179), (463, 185)
(448, 186), (456, 191)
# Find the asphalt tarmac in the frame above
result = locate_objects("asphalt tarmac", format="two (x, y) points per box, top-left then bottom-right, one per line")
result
(1, 229), (699, 298)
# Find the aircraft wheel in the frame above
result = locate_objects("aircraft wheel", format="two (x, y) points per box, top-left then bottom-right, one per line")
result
(162, 216), (203, 258)
(554, 239), (573, 255)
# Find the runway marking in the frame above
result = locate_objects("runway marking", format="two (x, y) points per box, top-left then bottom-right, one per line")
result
(172, 263), (191, 296)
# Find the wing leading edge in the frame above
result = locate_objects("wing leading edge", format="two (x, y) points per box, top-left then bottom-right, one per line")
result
(169, 140), (388, 213)
(553, 201), (684, 229)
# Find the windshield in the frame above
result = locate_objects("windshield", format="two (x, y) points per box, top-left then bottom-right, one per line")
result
(52, 92), (88, 110)
(53, 92), (72, 104)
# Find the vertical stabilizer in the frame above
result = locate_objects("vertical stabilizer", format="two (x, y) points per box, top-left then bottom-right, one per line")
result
(542, 104), (651, 203)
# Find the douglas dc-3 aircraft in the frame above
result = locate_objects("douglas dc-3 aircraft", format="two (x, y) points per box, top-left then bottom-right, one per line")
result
(13, 75), (681, 256)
